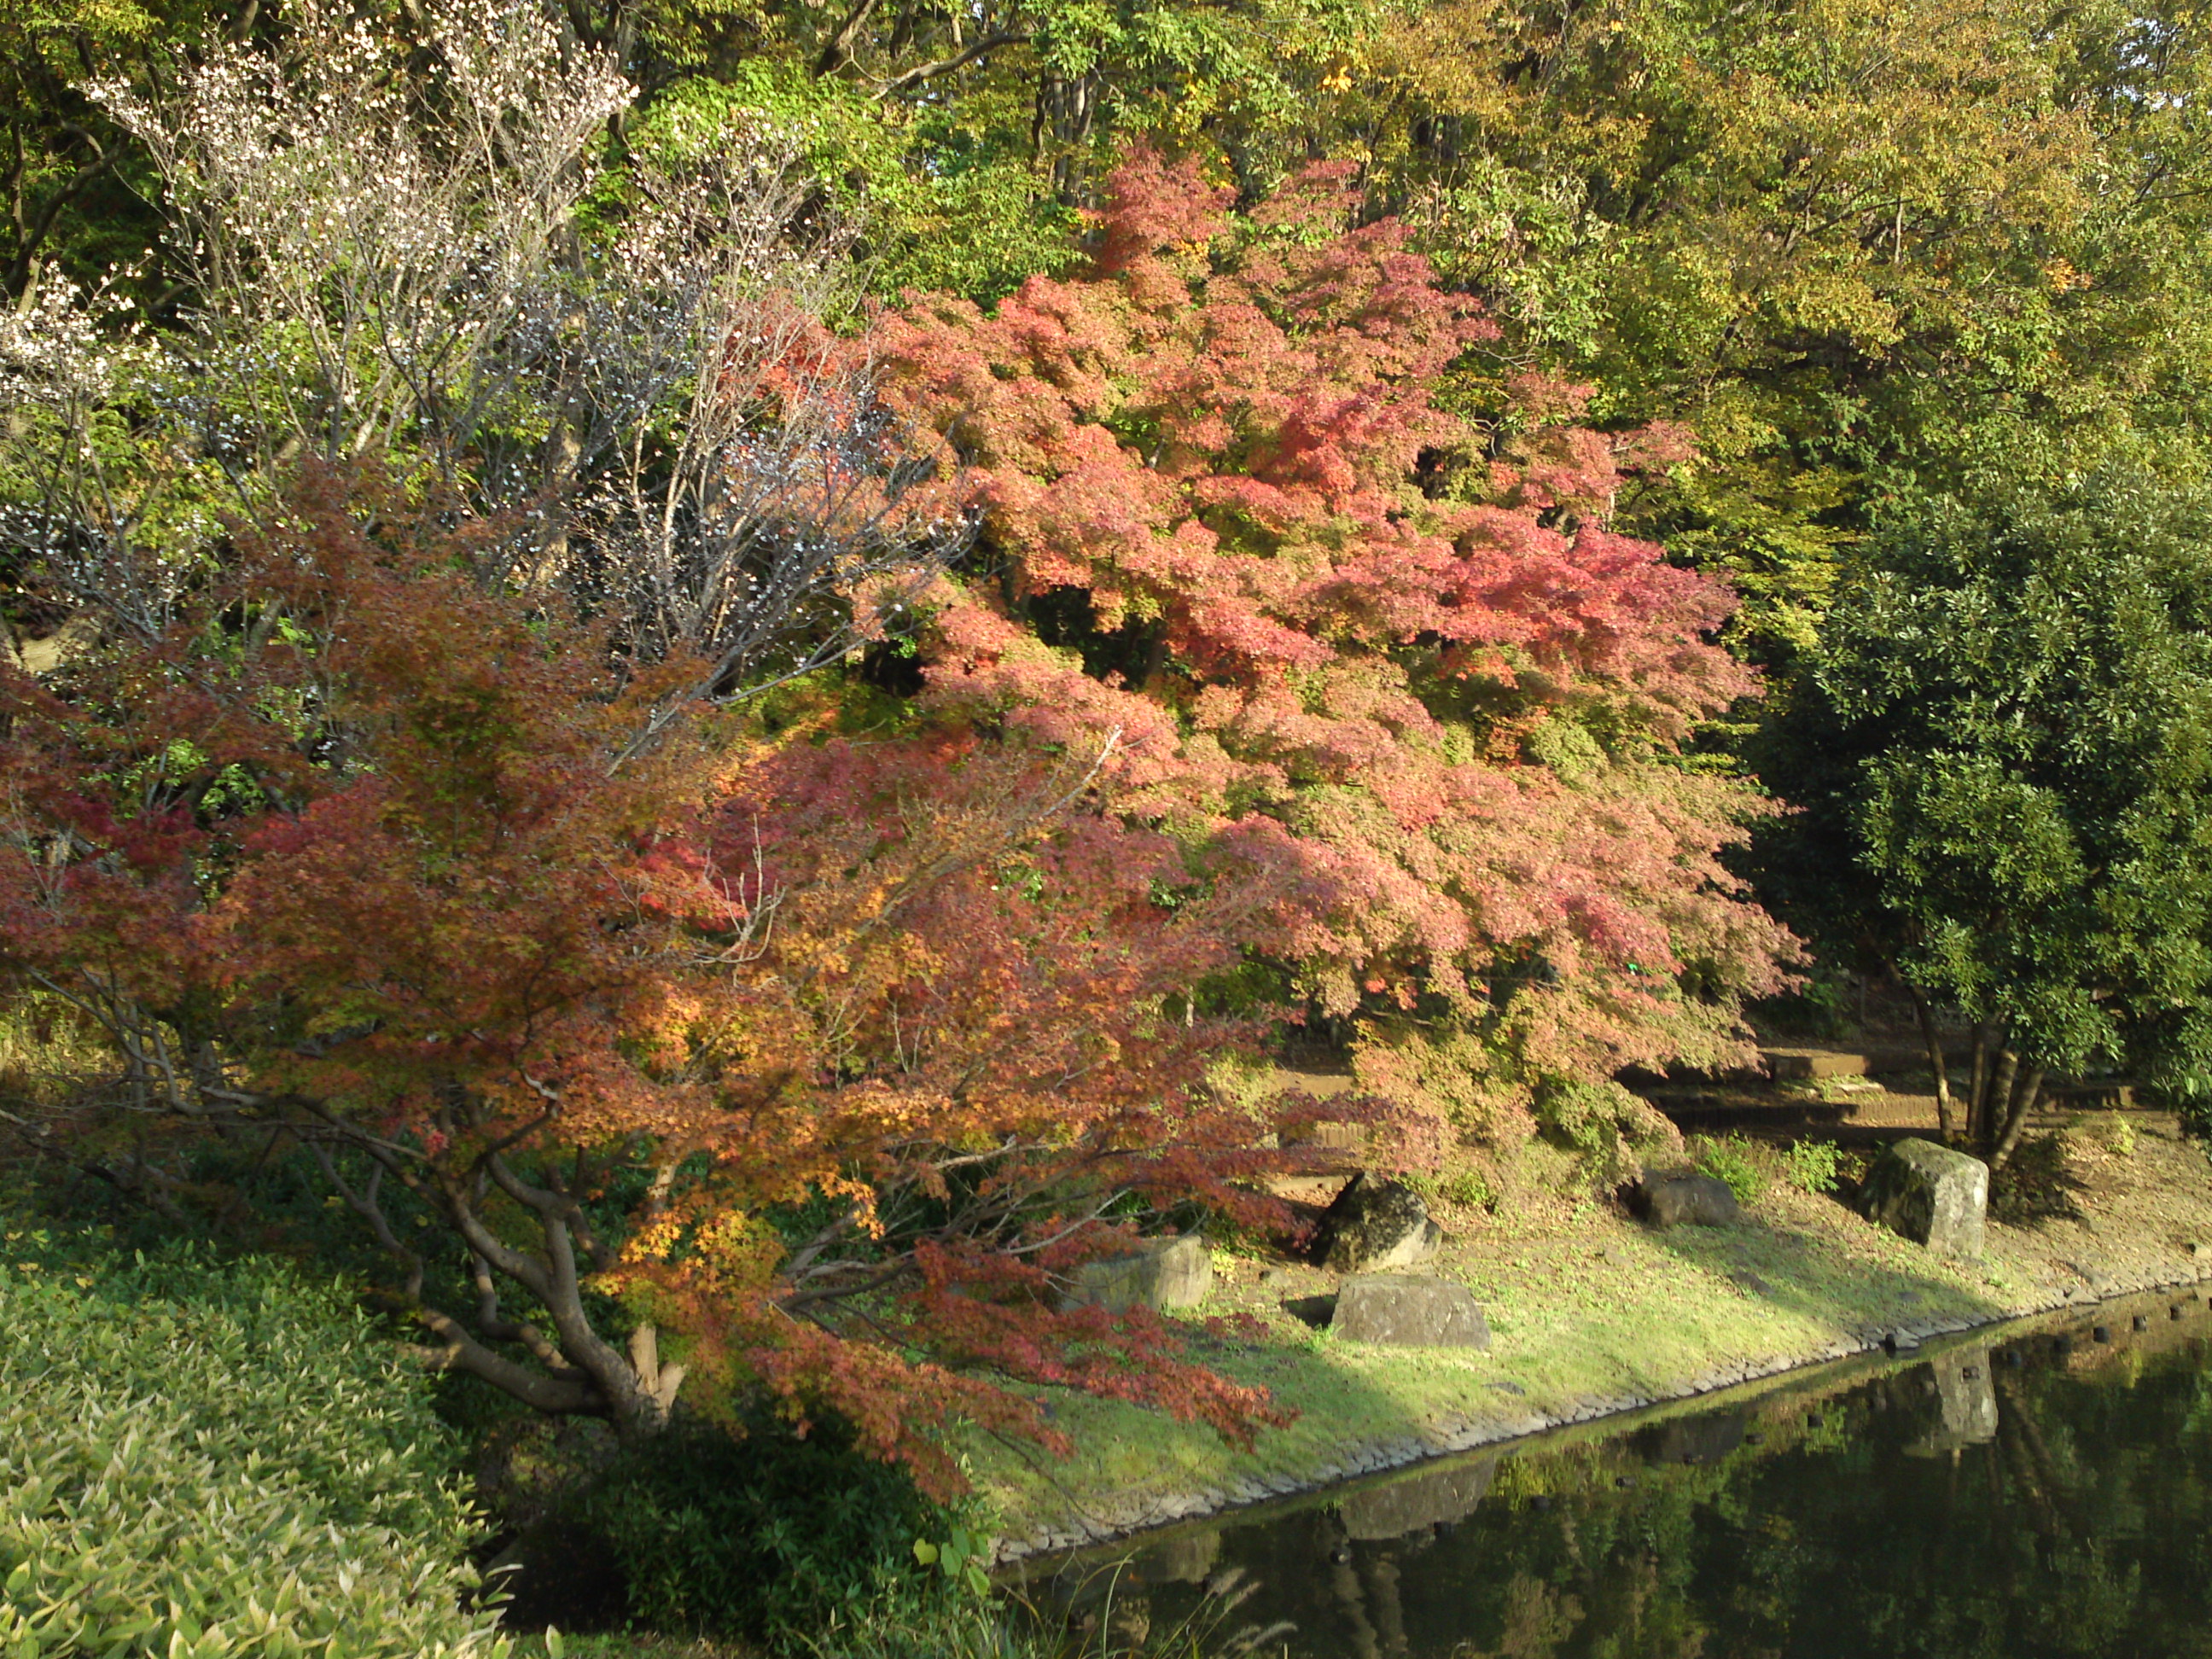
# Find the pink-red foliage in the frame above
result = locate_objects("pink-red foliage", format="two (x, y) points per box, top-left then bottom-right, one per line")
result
(875, 148), (1798, 1169)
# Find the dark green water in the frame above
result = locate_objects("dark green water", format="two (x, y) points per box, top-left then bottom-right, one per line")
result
(1037, 1289), (2212, 1658)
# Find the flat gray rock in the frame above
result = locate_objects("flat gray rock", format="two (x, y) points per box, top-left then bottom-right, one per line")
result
(1331, 1272), (1491, 1349)
(1061, 1234), (1213, 1313)
(1856, 1138), (1988, 1259)
(1631, 1170), (1741, 1227)
(1315, 1173), (1443, 1272)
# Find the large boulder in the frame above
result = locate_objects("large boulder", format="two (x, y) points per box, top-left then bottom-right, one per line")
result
(1061, 1234), (1213, 1313)
(1630, 1171), (1741, 1228)
(1856, 1138), (1988, 1259)
(1338, 1454), (1498, 1541)
(1330, 1272), (1491, 1349)
(1314, 1173), (1442, 1272)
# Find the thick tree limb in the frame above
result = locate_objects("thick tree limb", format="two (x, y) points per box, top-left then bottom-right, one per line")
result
(409, 1307), (602, 1415)
(2, 126), (119, 295)
(814, 0), (886, 77)
(876, 32), (1031, 98)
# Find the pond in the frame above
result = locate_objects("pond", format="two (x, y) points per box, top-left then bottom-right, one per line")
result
(1027, 1288), (2212, 1658)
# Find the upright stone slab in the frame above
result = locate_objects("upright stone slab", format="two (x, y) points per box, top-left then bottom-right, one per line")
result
(1648, 1411), (1745, 1467)
(1314, 1173), (1442, 1272)
(1630, 1170), (1741, 1228)
(1061, 1234), (1213, 1313)
(1135, 1528), (1221, 1584)
(1330, 1272), (1491, 1348)
(1855, 1138), (1988, 1259)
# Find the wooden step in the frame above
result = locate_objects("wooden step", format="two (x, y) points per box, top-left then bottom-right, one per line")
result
(1759, 1045), (1963, 1080)
(2045, 1081), (2137, 1110)
(1644, 1089), (1854, 1129)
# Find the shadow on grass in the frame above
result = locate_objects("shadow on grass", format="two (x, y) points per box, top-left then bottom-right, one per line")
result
(1638, 1195), (2013, 1349)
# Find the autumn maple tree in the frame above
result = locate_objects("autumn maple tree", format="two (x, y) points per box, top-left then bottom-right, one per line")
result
(876, 149), (1796, 1180)
(0, 463), (1326, 1487)
(0, 2), (1319, 1491)
(2, 0), (1795, 1486)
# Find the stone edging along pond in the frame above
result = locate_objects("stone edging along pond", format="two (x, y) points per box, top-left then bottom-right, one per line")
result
(977, 1145), (2212, 1566)
(991, 1249), (2212, 1566)
(999, 1270), (2212, 1598)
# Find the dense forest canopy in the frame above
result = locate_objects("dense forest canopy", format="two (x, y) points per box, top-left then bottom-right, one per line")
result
(3, 0), (2211, 1493)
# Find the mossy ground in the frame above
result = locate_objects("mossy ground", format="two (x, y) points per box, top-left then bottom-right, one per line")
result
(970, 1117), (2212, 1556)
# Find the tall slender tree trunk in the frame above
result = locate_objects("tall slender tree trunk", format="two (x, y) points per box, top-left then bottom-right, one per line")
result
(1901, 975), (1954, 1141)
(1965, 1023), (1988, 1141)
(1990, 1067), (2046, 1173)
(1981, 1047), (2018, 1153)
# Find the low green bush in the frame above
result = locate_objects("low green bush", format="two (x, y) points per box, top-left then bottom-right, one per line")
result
(566, 1411), (946, 1650)
(1778, 1138), (1842, 1195)
(1691, 1133), (1767, 1205)
(0, 1240), (508, 1657)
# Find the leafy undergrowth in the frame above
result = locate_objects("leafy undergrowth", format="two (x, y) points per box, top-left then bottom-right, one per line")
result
(0, 1196), (1234, 1659)
(504, 1573), (1260, 1658)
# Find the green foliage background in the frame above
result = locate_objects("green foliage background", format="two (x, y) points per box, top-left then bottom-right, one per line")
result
(1753, 460), (2212, 1108)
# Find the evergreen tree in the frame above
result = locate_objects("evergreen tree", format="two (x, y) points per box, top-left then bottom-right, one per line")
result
(1756, 459), (2212, 1157)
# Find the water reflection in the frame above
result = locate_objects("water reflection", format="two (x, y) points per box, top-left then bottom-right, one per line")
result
(1907, 1347), (1998, 1455)
(1032, 1289), (2212, 1657)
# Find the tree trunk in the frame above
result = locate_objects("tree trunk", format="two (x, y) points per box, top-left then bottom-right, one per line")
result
(1981, 1047), (2018, 1154)
(1965, 1021), (1991, 1143)
(1033, 70), (1101, 201)
(1989, 1067), (2046, 1173)
(1901, 976), (1954, 1142)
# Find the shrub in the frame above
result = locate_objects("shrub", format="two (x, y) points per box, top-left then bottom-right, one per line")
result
(0, 1242), (508, 1657)
(1404, 1166), (1499, 1214)
(1778, 1139), (1842, 1195)
(565, 1411), (946, 1650)
(1692, 1133), (1767, 1205)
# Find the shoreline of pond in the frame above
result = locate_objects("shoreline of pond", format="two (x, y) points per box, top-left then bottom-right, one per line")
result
(1000, 1265), (2212, 1580)
(1013, 1280), (2212, 1659)
(1011, 1275), (2212, 1604)
(981, 1125), (2212, 1564)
